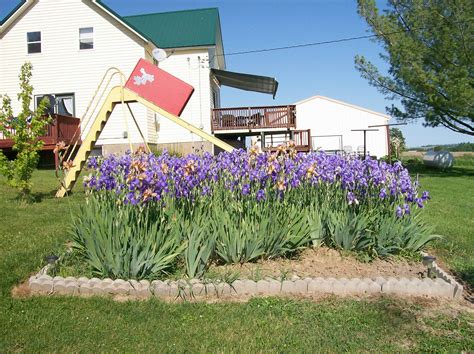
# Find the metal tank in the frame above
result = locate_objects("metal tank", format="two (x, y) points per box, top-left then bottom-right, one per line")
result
(423, 150), (454, 169)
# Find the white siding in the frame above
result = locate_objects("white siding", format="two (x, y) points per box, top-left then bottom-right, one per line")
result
(152, 49), (213, 146)
(0, 0), (149, 146)
(295, 97), (389, 158)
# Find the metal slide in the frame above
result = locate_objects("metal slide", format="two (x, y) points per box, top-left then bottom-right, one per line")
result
(56, 85), (234, 197)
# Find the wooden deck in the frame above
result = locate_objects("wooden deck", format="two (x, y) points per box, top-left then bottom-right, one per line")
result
(263, 129), (312, 153)
(211, 105), (296, 132)
(0, 114), (81, 150)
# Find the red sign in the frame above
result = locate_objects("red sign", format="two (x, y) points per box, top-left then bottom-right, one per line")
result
(125, 59), (194, 117)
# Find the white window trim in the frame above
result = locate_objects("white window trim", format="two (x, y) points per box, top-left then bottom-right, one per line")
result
(27, 31), (41, 55)
(79, 27), (94, 50)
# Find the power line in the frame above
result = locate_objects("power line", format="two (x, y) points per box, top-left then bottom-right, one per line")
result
(218, 33), (389, 57)
(212, 19), (473, 58)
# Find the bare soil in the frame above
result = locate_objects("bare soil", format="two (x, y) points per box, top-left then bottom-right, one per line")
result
(207, 247), (427, 280)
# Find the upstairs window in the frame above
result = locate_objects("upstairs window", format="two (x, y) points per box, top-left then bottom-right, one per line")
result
(79, 27), (93, 50)
(27, 31), (41, 54)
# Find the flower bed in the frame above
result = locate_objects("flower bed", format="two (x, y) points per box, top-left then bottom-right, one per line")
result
(68, 145), (437, 281)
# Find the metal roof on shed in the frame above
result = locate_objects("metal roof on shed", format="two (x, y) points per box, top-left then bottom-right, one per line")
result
(123, 8), (220, 49)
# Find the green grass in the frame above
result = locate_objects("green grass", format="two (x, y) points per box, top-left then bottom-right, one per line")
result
(404, 156), (474, 288)
(0, 168), (473, 352)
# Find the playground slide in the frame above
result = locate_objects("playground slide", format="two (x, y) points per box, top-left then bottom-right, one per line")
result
(56, 59), (234, 197)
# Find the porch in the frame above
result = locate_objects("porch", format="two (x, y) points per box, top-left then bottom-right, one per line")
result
(0, 114), (81, 150)
(211, 105), (296, 133)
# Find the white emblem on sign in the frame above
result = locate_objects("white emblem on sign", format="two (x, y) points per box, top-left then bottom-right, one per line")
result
(133, 68), (155, 86)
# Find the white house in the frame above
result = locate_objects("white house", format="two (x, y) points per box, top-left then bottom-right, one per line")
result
(1, 0), (274, 156)
(294, 95), (390, 158)
(0, 1), (389, 159)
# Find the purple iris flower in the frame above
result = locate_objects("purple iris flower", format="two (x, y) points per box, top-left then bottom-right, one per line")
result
(396, 206), (403, 218)
(242, 184), (250, 196)
(347, 192), (359, 205)
(404, 203), (410, 215)
(256, 189), (266, 202)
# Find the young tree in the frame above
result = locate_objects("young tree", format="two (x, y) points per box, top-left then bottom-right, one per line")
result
(389, 127), (406, 159)
(0, 62), (50, 201)
(355, 0), (473, 136)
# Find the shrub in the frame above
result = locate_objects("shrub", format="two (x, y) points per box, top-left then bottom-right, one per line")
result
(0, 62), (51, 201)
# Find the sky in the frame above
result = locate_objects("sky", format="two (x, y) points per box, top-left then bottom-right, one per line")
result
(1, 0), (472, 147)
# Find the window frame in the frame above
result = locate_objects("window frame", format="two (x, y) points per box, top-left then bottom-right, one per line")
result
(27, 31), (41, 54)
(79, 27), (94, 50)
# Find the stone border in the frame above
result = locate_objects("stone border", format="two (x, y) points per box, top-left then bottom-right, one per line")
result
(28, 272), (461, 301)
(420, 251), (464, 299)
(28, 252), (464, 301)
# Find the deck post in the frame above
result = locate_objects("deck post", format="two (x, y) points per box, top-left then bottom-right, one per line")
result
(287, 106), (291, 129)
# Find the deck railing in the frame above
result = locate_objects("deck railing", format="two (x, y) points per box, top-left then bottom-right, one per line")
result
(293, 129), (312, 151)
(0, 114), (81, 150)
(263, 129), (312, 153)
(211, 105), (296, 132)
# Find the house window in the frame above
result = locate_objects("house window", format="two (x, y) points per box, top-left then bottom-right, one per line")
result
(79, 27), (93, 50)
(27, 31), (41, 54)
(35, 93), (75, 117)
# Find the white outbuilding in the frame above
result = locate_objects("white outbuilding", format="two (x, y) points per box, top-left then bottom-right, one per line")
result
(294, 95), (390, 158)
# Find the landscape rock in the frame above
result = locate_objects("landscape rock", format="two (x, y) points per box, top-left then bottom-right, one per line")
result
(53, 280), (68, 295)
(91, 284), (106, 296)
(267, 280), (281, 295)
(204, 283), (216, 296)
(139, 280), (151, 288)
(281, 280), (294, 294)
(191, 283), (206, 298)
(293, 279), (308, 294)
(37, 274), (52, 282)
(115, 284), (130, 295)
(230, 280), (245, 295)
(373, 277), (386, 286)
(168, 282), (179, 298)
(331, 279), (348, 295)
(29, 279), (46, 294)
(308, 278), (324, 293)
(103, 284), (116, 295)
(241, 280), (257, 295)
(52, 276), (65, 283)
(78, 283), (93, 296)
(77, 277), (89, 286)
(256, 280), (270, 294)
(64, 276), (77, 284)
(215, 282), (232, 296)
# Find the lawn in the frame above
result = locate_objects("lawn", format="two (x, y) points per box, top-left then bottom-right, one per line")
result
(404, 157), (474, 288)
(0, 161), (473, 352)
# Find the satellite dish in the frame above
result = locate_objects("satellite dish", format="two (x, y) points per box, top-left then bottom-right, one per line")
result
(152, 48), (167, 63)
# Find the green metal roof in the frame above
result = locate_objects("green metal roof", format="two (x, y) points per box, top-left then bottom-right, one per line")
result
(2, 3), (221, 50)
(123, 8), (220, 49)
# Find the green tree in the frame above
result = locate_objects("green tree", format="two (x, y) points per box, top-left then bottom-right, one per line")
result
(0, 63), (50, 201)
(389, 127), (406, 159)
(355, 0), (473, 136)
